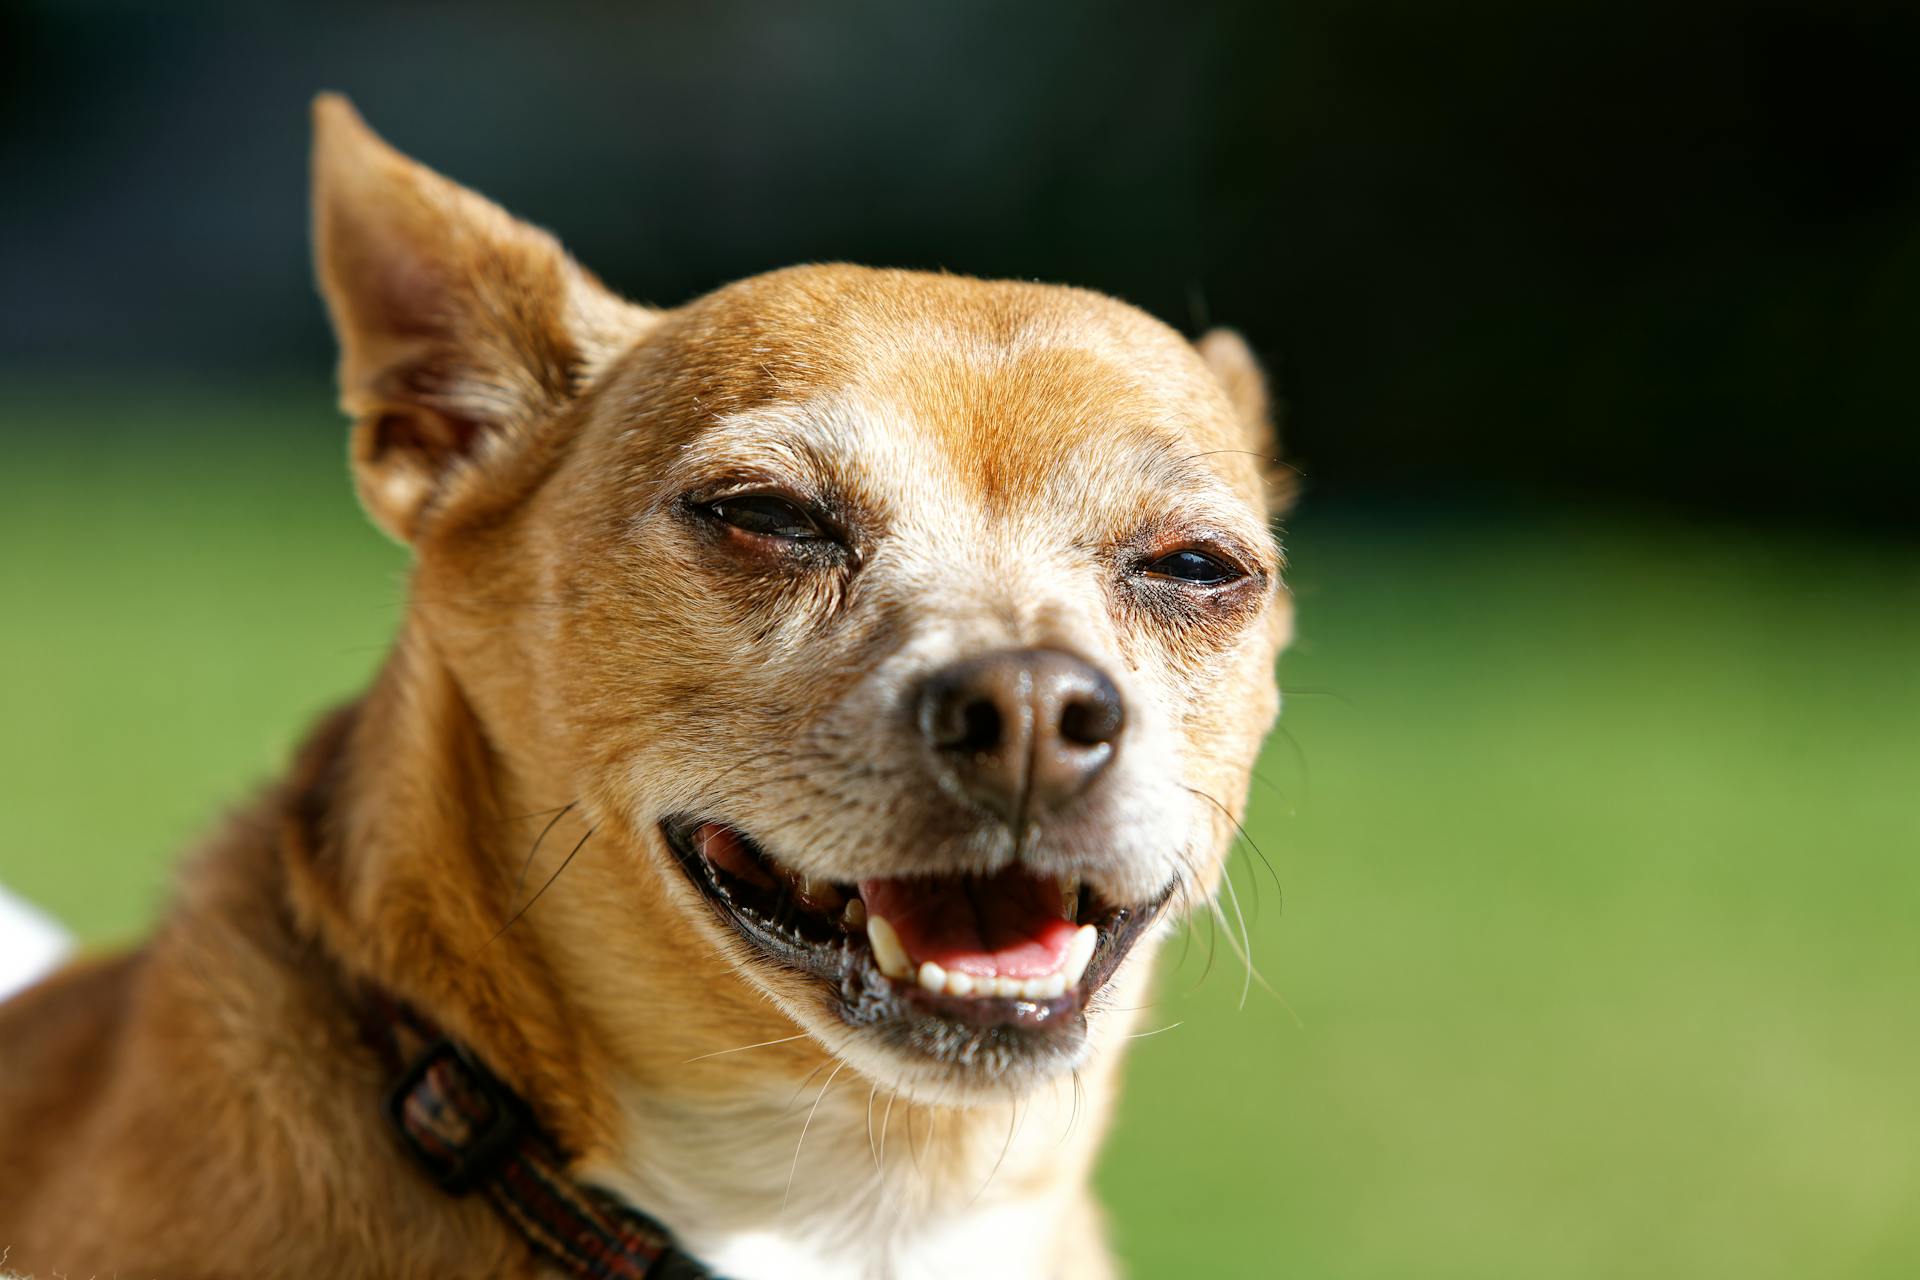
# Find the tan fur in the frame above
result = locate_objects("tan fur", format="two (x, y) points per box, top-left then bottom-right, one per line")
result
(0, 96), (1291, 1279)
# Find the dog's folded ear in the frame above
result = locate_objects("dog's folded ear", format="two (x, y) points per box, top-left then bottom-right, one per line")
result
(1196, 328), (1295, 515)
(311, 93), (653, 542)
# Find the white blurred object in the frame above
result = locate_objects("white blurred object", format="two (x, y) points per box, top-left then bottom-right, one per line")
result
(0, 882), (71, 1002)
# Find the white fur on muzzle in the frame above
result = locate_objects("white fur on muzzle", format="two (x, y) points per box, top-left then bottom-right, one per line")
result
(0, 883), (71, 1002)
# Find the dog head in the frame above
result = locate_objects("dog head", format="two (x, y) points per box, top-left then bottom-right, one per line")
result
(312, 96), (1291, 1100)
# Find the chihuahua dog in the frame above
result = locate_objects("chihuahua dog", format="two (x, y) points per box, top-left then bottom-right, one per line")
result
(0, 96), (1291, 1279)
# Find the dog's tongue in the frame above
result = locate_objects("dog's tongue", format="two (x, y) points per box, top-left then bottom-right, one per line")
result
(859, 867), (1077, 978)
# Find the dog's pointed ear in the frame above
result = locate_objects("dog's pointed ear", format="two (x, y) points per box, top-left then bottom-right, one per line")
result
(311, 93), (653, 542)
(1196, 327), (1294, 514)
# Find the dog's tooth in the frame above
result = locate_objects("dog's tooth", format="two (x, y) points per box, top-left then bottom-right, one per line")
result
(802, 874), (844, 912)
(867, 914), (913, 980)
(777, 868), (841, 914)
(842, 897), (867, 930)
(1022, 972), (1067, 1001)
(917, 960), (948, 994)
(1060, 923), (1098, 987)
(1059, 879), (1081, 920)
(946, 971), (975, 997)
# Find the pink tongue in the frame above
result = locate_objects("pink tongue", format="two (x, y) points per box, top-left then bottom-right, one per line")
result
(859, 868), (1077, 979)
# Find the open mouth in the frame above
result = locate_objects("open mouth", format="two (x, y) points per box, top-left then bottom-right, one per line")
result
(660, 817), (1165, 1063)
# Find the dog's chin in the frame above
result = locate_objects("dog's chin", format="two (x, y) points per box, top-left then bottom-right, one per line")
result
(659, 817), (1170, 1093)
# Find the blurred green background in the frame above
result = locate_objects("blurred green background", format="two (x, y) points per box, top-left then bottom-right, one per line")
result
(4, 2), (1920, 1276)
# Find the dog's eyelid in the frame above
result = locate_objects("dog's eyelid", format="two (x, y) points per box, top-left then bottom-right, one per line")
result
(691, 475), (819, 505)
(1133, 523), (1268, 578)
(684, 481), (860, 553)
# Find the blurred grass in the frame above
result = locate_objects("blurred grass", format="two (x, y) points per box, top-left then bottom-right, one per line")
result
(2, 387), (1917, 1277)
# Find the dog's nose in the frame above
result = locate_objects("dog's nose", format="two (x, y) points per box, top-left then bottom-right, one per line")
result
(916, 648), (1125, 827)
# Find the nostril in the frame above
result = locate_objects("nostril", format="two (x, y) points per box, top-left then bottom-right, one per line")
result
(922, 671), (1009, 755)
(946, 697), (1002, 754)
(1059, 689), (1124, 747)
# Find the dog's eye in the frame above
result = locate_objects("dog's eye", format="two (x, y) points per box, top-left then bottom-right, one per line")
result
(1143, 548), (1243, 585)
(707, 494), (827, 541)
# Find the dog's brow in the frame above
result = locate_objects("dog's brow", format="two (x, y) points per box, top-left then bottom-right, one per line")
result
(662, 410), (844, 484)
(675, 396), (936, 480)
(1132, 440), (1259, 508)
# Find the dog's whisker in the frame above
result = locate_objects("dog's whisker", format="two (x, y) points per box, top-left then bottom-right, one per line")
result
(1205, 891), (1279, 1014)
(1217, 862), (1257, 1010)
(905, 1101), (924, 1176)
(1272, 720), (1314, 799)
(681, 1032), (811, 1065)
(511, 801), (577, 902)
(1166, 844), (1222, 993)
(785, 1056), (837, 1111)
(1127, 1020), (1186, 1041)
(878, 1088), (899, 1181)
(473, 825), (596, 958)
(494, 802), (579, 825)
(783, 1059), (845, 1210)
(1172, 886), (1198, 973)
(1183, 779), (1286, 904)
(969, 1094), (1025, 1208)
(1169, 793), (1287, 1014)
(918, 1098), (937, 1168)
(1198, 883), (1221, 990)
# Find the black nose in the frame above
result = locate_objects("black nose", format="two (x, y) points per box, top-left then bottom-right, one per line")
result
(916, 648), (1125, 828)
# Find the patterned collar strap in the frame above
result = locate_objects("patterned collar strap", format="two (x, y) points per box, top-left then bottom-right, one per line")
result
(369, 995), (714, 1280)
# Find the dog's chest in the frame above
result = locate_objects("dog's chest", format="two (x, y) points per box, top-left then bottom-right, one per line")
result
(601, 1076), (1085, 1279)
(691, 1196), (1062, 1280)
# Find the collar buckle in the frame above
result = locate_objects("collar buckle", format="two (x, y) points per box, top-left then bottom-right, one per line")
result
(386, 1036), (527, 1193)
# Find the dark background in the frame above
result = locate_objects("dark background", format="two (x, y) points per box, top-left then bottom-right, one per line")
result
(4, 0), (1916, 526)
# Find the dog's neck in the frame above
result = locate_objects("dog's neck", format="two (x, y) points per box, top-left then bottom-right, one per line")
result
(281, 619), (1136, 1278)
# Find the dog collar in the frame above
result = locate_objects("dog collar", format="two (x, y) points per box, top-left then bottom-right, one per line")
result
(366, 992), (715, 1279)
